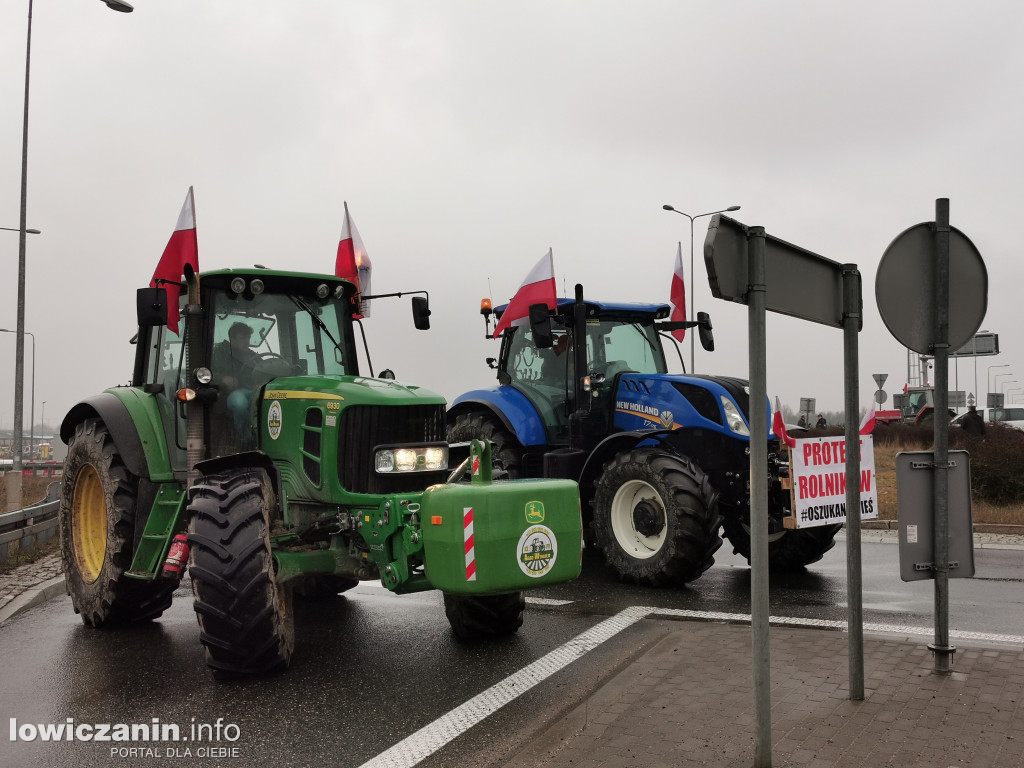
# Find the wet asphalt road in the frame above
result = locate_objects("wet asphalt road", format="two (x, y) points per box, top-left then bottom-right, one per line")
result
(1, 539), (1021, 768)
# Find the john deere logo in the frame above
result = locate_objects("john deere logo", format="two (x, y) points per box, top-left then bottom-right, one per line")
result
(525, 501), (545, 523)
(517, 525), (557, 578)
(268, 401), (283, 440)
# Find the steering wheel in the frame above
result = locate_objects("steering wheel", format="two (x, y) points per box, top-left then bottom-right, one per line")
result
(241, 352), (299, 380)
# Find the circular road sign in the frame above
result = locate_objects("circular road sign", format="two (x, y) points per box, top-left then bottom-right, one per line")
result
(874, 389), (887, 405)
(875, 223), (986, 355)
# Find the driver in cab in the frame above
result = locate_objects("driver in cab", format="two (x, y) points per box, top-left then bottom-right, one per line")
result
(213, 321), (259, 443)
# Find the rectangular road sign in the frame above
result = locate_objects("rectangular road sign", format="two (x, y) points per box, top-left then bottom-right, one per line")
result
(895, 450), (974, 581)
(704, 214), (847, 328)
(952, 332), (999, 357)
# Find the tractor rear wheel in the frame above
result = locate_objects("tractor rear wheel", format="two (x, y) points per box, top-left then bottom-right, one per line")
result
(721, 518), (842, 570)
(592, 448), (722, 586)
(59, 418), (176, 626)
(447, 412), (523, 478)
(187, 469), (294, 679)
(444, 592), (525, 640)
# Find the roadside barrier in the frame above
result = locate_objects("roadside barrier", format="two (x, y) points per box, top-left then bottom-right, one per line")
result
(0, 481), (60, 564)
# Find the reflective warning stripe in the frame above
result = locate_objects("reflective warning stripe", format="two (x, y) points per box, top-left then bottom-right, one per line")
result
(464, 507), (476, 581)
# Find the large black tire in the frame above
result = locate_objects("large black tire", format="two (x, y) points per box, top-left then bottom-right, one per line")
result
(591, 448), (722, 586)
(59, 419), (176, 626)
(444, 592), (525, 640)
(447, 412), (523, 478)
(187, 469), (294, 679)
(721, 517), (842, 570)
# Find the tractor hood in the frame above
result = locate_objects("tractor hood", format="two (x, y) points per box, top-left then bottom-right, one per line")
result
(261, 374), (447, 408)
(612, 372), (772, 441)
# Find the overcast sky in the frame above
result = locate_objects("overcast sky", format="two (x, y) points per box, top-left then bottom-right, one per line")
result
(1, 0), (1020, 437)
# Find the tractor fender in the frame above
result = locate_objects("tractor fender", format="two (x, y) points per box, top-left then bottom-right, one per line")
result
(60, 389), (174, 482)
(448, 388), (548, 447)
(192, 451), (282, 503)
(577, 429), (680, 516)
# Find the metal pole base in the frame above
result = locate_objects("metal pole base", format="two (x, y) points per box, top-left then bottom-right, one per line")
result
(927, 643), (957, 672)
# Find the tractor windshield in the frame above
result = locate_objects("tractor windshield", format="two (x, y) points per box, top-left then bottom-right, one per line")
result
(210, 290), (352, 379)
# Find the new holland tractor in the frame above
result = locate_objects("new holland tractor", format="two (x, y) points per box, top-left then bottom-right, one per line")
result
(448, 284), (840, 586)
(58, 266), (581, 678)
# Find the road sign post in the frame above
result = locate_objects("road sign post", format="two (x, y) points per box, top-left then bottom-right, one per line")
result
(876, 198), (986, 674)
(705, 215), (868, 729)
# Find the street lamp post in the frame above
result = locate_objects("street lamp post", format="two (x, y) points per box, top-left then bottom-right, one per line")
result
(987, 364), (1010, 401)
(0, 329), (34, 462)
(8, 0), (131, 510)
(1000, 380), (1017, 394)
(993, 372), (1013, 405)
(662, 204), (740, 373)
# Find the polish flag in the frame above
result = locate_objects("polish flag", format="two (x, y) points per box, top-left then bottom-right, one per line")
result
(859, 403), (876, 435)
(773, 396), (796, 448)
(150, 187), (198, 334)
(491, 249), (557, 339)
(669, 241), (686, 342)
(335, 201), (372, 316)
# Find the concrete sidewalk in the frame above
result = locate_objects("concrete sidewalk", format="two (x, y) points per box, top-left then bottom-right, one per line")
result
(505, 620), (1024, 768)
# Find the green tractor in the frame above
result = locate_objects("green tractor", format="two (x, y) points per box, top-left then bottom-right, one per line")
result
(59, 266), (581, 678)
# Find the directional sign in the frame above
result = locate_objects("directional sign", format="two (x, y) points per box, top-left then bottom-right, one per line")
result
(704, 215), (848, 328)
(952, 332), (999, 357)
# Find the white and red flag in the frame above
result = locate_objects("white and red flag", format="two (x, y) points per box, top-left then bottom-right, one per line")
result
(773, 396), (796, 448)
(150, 187), (198, 334)
(859, 402), (877, 435)
(335, 201), (372, 316)
(669, 241), (686, 342)
(491, 249), (557, 339)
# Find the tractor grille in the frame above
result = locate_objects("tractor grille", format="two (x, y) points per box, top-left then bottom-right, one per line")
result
(337, 404), (448, 494)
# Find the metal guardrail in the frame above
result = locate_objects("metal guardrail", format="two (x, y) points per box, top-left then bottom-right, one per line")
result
(0, 481), (61, 563)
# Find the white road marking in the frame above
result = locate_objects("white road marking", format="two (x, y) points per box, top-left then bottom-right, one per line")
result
(356, 606), (647, 768)
(359, 603), (1024, 768)
(525, 596), (574, 606)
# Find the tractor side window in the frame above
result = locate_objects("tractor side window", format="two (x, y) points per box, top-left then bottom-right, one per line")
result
(145, 324), (184, 395)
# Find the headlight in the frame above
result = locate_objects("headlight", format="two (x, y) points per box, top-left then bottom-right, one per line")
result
(374, 444), (448, 473)
(194, 367), (213, 385)
(720, 395), (750, 436)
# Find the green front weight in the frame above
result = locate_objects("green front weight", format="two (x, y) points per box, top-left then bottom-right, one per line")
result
(420, 477), (582, 595)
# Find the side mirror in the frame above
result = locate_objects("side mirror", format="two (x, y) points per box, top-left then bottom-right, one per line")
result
(529, 303), (553, 349)
(137, 287), (168, 327)
(411, 296), (431, 330)
(697, 312), (714, 352)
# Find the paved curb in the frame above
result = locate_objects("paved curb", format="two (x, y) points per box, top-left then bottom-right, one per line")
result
(0, 574), (65, 624)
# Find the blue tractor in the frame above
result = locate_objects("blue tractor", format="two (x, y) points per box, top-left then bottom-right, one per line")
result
(448, 285), (841, 586)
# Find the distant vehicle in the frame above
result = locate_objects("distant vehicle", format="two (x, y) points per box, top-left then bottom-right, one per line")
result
(988, 407), (1024, 430)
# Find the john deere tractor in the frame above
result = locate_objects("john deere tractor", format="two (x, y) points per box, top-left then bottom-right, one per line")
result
(448, 284), (840, 587)
(59, 266), (581, 678)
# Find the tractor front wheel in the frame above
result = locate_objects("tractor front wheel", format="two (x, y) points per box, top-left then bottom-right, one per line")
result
(592, 448), (722, 586)
(59, 419), (176, 626)
(188, 469), (294, 679)
(444, 592), (525, 640)
(447, 412), (523, 478)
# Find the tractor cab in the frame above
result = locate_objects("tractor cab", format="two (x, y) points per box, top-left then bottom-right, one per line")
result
(133, 270), (361, 472)
(498, 298), (672, 448)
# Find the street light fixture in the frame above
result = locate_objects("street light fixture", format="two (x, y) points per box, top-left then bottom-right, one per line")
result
(0, 329), (34, 462)
(662, 204), (740, 373)
(1000, 380), (1017, 394)
(1, 227), (40, 234)
(9, 0), (130, 507)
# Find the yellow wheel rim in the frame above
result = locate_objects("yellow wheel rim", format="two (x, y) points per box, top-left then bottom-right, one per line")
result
(71, 465), (107, 584)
